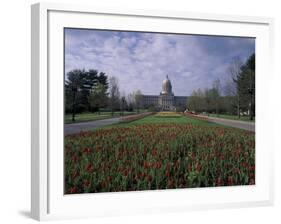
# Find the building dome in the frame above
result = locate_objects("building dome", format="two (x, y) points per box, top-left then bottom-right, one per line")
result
(161, 75), (173, 95)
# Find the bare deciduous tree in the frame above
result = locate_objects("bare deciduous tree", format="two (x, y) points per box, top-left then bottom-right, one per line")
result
(108, 76), (120, 116)
(133, 90), (143, 113)
(212, 79), (221, 115)
(227, 57), (243, 118)
(88, 82), (107, 115)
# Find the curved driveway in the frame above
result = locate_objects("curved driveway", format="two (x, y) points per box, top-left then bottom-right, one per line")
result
(65, 117), (120, 135)
(65, 114), (255, 135)
(202, 116), (255, 132)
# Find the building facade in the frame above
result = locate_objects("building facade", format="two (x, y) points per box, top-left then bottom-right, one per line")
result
(141, 75), (188, 111)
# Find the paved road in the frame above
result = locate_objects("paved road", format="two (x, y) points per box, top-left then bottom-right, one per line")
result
(202, 116), (255, 132)
(65, 117), (121, 135)
(65, 114), (255, 135)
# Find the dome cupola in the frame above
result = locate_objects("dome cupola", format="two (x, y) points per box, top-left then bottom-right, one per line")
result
(161, 75), (173, 95)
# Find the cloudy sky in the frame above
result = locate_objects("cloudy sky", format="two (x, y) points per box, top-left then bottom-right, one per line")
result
(65, 28), (255, 96)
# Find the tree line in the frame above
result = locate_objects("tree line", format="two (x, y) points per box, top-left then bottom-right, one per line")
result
(65, 69), (143, 121)
(187, 53), (255, 120)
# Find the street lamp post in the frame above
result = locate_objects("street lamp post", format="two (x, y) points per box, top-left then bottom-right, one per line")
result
(248, 86), (255, 121)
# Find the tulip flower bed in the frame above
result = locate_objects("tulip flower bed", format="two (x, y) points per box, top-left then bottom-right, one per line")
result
(120, 112), (154, 123)
(183, 112), (210, 122)
(65, 121), (255, 194)
(154, 112), (182, 118)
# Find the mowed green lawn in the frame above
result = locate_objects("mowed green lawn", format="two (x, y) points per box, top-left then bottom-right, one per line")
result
(102, 112), (222, 129)
(209, 114), (255, 122)
(127, 115), (216, 126)
(65, 111), (136, 124)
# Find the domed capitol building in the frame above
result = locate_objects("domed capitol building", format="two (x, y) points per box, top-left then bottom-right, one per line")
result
(141, 75), (188, 111)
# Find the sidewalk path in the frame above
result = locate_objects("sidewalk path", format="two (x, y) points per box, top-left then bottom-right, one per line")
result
(199, 115), (255, 132)
(65, 117), (120, 135)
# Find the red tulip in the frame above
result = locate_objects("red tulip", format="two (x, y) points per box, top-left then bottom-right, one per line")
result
(86, 164), (94, 173)
(71, 154), (78, 163)
(108, 176), (113, 182)
(216, 177), (223, 186)
(83, 180), (91, 188)
(72, 170), (79, 179)
(147, 175), (153, 182)
(227, 176), (233, 185)
(188, 164), (192, 172)
(249, 179), (255, 185)
(152, 149), (158, 156)
(83, 147), (91, 154)
(123, 169), (129, 176)
(69, 187), (79, 194)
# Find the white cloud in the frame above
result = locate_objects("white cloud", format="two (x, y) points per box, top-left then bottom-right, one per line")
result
(65, 29), (255, 96)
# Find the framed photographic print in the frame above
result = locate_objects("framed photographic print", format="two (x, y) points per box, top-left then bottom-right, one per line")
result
(31, 2), (274, 221)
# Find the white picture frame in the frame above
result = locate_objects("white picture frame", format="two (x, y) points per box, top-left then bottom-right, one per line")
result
(31, 2), (274, 221)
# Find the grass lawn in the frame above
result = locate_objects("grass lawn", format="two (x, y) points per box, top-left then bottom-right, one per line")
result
(209, 114), (255, 122)
(128, 114), (216, 126)
(100, 113), (222, 129)
(65, 111), (137, 124)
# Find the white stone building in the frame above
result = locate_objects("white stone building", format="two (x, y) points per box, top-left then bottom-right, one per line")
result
(141, 75), (188, 111)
